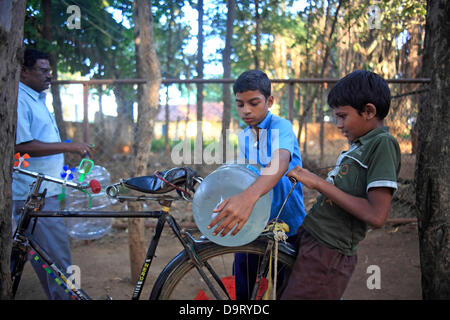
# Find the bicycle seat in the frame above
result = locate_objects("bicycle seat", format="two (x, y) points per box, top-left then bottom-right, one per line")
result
(123, 167), (199, 195)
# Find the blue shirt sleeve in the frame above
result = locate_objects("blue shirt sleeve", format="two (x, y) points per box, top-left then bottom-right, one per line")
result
(271, 117), (295, 159)
(237, 129), (247, 159)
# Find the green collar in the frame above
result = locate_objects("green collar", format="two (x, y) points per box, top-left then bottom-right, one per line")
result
(354, 126), (389, 145)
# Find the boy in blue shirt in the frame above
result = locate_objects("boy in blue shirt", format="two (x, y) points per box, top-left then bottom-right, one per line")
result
(208, 70), (307, 299)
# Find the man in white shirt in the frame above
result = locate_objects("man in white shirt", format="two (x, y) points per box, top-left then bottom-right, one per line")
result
(12, 48), (93, 299)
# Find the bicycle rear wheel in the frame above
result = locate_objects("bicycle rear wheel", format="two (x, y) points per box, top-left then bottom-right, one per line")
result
(150, 236), (296, 300)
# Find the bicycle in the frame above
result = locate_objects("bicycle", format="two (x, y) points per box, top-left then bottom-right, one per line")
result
(11, 164), (297, 300)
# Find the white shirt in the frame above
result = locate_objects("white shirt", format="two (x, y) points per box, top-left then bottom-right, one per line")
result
(13, 82), (64, 200)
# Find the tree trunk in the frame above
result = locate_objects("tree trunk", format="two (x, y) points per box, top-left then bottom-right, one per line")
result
(164, 87), (170, 155)
(195, 0), (204, 168)
(42, 0), (66, 141)
(253, 0), (261, 69)
(112, 84), (134, 165)
(164, 3), (176, 156)
(0, 0), (26, 299)
(130, 0), (162, 284)
(297, 3), (313, 147)
(95, 83), (106, 154)
(297, 1), (342, 151)
(318, 87), (325, 167)
(415, 0), (450, 300)
(221, 0), (235, 163)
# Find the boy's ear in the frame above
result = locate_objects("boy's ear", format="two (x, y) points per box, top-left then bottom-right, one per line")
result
(363, 103), (377, 120)
(267, 96), (274, 108)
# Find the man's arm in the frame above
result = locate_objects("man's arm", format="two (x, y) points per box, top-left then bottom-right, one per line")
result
(287, 166), (393, 228)
(208, 148), (291, 236)
(15, 139), (94, 158)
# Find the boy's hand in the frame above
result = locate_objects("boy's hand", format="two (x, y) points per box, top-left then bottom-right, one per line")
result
(208, 191), (258, 237)
(208, 149), (290, 237)
(287, 165), (322, 190)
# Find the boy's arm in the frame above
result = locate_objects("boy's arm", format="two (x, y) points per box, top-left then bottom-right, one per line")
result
(287, 166), (393, 228)
(208, 149), (290, 237)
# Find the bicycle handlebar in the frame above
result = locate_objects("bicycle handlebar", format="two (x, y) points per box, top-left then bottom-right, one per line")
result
(13, 167), (100, 193)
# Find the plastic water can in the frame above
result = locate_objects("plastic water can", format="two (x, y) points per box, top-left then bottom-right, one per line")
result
(66, 165), (113, 240)
(192, 164), (272, 246)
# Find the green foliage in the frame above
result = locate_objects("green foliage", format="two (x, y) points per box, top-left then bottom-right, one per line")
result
(24, 0), (134, 77)
(23, 0), (427, 126)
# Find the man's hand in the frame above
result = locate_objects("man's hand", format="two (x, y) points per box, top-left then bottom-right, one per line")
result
(67, 142), (95, 158)
(15, 140), (95, 158)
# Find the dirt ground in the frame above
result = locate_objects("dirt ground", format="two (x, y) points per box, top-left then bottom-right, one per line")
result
(14, 220), (422, 300)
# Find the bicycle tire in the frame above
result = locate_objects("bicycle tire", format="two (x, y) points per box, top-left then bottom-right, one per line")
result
(150, 236), (296, 300)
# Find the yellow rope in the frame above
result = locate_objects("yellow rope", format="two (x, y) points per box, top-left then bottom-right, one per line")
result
(273, 240), (278, 300)
(263, 221), (289, 300)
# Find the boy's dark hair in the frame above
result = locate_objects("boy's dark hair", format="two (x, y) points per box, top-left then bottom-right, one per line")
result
(327, 70), (391, 119)
(233, 70), (271, 99)
(23, 48), (50, 69)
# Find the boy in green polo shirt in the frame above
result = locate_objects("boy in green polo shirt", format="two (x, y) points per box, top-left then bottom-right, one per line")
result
(281, 70), (401, 300)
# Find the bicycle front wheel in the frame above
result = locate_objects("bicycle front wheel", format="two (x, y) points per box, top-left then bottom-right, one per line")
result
(150, 237), (296, 300)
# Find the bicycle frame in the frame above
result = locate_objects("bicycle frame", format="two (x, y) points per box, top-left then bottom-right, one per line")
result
(10, 167), (199, 300)
(11, 167), (290, 300)
(12, 202), (212, 300)
(11, 223), (90, 300)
